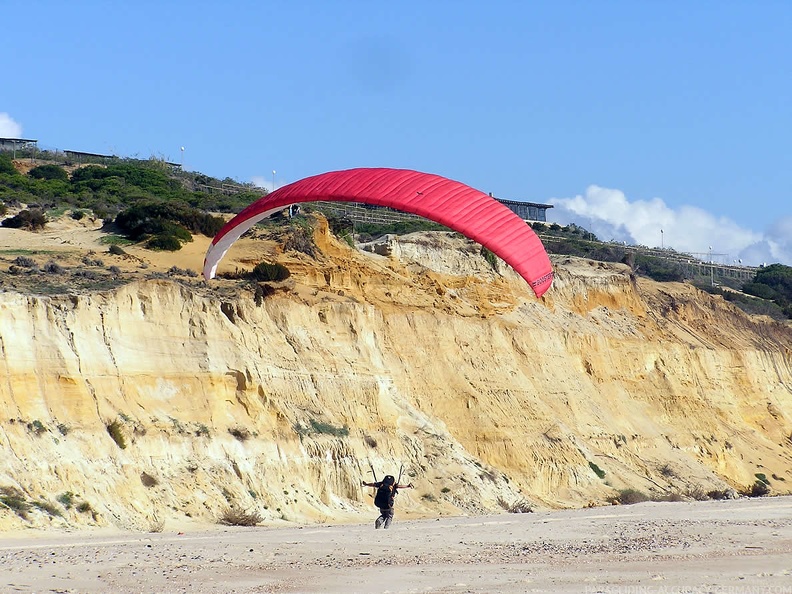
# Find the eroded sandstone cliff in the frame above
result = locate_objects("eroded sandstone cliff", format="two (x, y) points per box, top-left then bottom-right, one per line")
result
(1, 220), (791, 531)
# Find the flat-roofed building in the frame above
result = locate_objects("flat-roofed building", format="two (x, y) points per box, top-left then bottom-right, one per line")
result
(493, 196), (553, 222)
(0, 137), (38, 156)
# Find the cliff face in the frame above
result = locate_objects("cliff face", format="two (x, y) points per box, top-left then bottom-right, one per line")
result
(1, 221), (791, 531)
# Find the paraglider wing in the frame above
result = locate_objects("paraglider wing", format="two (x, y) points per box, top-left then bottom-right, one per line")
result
(203, 168), (553, 297)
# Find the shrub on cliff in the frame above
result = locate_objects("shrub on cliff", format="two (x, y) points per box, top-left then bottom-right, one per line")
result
(106, 420), (127, 449)
(1, 208), (47, 230)
(251, 261), (290, 282)
(0, 487), (30, 519)
(748, 480), (770, 497)
(283, 224), (316, 257)
(294, 418), (349, 437)
(228, 426), (252, 441)
(480, 247), (498, 270)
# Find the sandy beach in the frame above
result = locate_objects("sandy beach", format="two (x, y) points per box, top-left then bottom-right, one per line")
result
(1, 496), (790, 593)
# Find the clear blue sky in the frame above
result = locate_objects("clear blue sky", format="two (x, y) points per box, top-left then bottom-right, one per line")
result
(2, 1), (790, 265)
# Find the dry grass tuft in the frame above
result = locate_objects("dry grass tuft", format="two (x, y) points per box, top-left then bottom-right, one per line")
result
(497, 497), (533, 513)
(219, 506), (262, 526)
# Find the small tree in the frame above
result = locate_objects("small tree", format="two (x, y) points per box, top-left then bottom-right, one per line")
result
(28, 164), (69, 181)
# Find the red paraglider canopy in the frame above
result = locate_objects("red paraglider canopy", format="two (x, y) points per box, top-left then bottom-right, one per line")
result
(203, 168), (553, 297)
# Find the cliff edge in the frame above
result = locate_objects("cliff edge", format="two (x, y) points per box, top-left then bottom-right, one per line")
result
(1, 216), (790, 531)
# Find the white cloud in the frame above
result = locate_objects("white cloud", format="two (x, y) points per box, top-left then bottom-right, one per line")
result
(0, 113), (23, 138)
(549, 185), (789, 267)
(250, 176), (268, 189)
(743, 216), (792, 267)
(250, 174), (279, 192)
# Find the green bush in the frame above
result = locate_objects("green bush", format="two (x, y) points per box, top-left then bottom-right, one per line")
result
(588, 461), (606, 479)
(480, 247), (498, 270)
(742, 264), (792, 319)
(283, 225), (316, 256)
(26, 420), (47, 435)
(712, 285), (788, 320)
(146, 233), (183, 251)
(251, 261), (290, 282)
(327, 215), (354, 237)
(310, 419), (349, 436)
(115, 201), (223, 239)
(749, 481), (770, 497)
(0, 154), (17, 175)
(0, 487), (30, 518)
(57, 492), (75, 509)
(755, 473), (770, 485)
(294, 419), (349, 437)
(743, 282), (779, 301)
(106, 420), (126, 449)
(71, 163), (178, 196)
(28, 164), (68, 181)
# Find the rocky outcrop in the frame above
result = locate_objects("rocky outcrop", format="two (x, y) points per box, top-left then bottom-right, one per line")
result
(1, 223), (791, 531)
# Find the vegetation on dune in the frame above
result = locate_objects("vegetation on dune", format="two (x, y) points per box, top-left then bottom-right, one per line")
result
(1, 208), (47, 230)
(28, 164), (69, 181)
(0, 148), (791, 318)
(347, 218), (450, 241)
(0, 155), (259, 250)
(742, 264), (792, 319)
